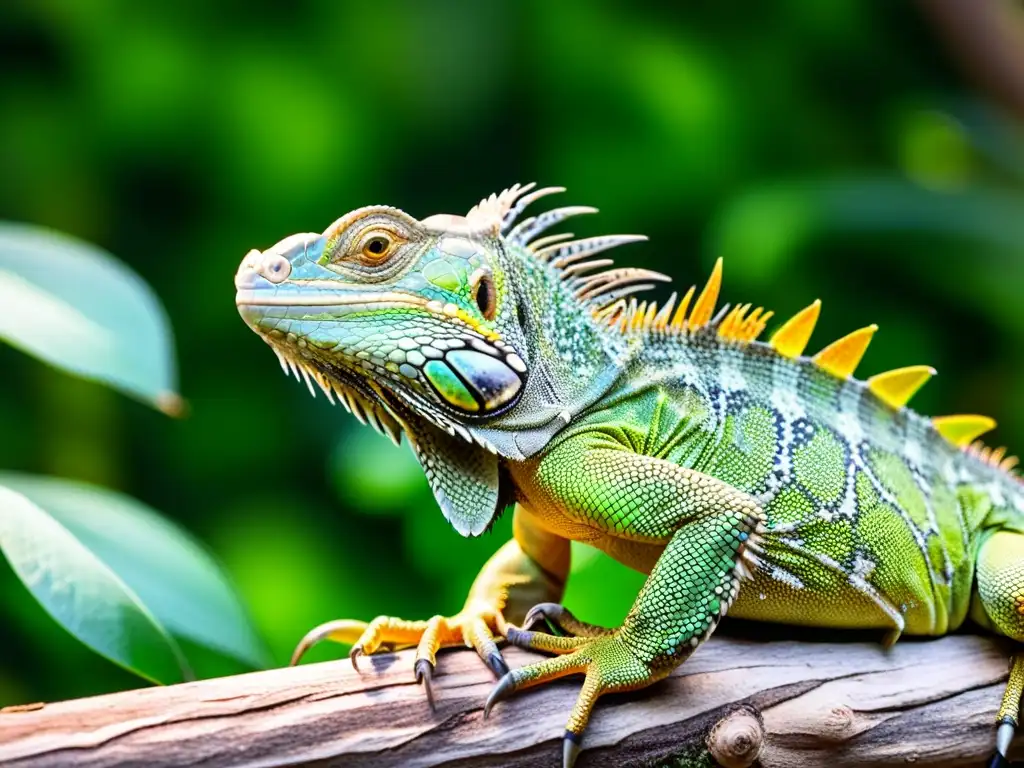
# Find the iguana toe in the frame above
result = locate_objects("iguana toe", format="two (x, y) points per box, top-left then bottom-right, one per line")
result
(505, 625), (589, 653)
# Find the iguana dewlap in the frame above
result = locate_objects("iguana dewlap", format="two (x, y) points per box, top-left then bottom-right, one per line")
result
(235, 184), (1024, 768)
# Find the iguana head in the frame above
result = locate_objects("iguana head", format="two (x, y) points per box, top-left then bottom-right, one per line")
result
(235, 184), (661, 535)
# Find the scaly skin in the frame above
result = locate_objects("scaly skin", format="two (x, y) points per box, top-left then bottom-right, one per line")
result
(235, 184), (1024, 767)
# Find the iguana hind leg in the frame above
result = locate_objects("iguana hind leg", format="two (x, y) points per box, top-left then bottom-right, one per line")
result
(971, 530), (1024, 766)
(291, 505), (569, 705)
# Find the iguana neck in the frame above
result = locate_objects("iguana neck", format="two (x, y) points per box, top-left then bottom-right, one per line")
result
(467, 244), (636, 460)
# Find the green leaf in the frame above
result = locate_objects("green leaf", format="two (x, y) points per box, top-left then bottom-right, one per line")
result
(0, 484), (189, 685)
(0, 223), (182, 415)
(0, 472), (270, 671)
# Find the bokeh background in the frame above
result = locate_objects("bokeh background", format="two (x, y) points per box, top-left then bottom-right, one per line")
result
(3, 1), (1024, 704)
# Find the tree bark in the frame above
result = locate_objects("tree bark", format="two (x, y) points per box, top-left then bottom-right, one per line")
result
(0, 632), (1020, 767)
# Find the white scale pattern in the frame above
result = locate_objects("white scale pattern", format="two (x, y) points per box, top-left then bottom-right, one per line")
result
(719, 351), (749, 394)
(754, 374), (931, 633)
(905, 435), (955, 584)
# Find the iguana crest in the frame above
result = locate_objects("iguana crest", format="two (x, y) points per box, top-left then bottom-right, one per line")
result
(478, 183), (1017, 475)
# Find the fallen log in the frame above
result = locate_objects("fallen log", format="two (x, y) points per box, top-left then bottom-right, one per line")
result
(0, 632), (1020, 767)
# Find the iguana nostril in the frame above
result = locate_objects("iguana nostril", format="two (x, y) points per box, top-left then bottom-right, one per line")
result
(261, 253), (291, 284)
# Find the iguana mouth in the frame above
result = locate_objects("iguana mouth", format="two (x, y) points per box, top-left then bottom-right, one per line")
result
(235, 288), (430, 310)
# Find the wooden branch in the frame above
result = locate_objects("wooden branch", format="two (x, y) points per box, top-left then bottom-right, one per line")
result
(1, 633), (1021, 767)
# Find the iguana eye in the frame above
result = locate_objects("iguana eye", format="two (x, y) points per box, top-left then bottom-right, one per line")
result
(472, 272), (497, 321)
(361, 234), (393, 262)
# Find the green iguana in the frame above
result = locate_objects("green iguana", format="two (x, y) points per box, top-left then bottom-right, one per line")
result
(235, 184), (1024, 767)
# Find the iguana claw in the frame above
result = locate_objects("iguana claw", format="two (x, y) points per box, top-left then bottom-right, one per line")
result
(482, 671), (515, 719)
(563, 732), (582, 768)
(486, 651), (509, 677)
(414, 658), (436, 710)
(348, 646), (364, 673)
(521, 602), (614, 638)
(290, 619), (369, 666)
(523, 602), (564, 630)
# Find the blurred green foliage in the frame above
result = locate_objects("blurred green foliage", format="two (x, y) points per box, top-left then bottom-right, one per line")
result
(1, 0), (1023, 704)
(0, 222), (266, 687)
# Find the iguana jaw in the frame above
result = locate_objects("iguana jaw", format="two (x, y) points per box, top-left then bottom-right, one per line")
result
(240, 319), (408, 446)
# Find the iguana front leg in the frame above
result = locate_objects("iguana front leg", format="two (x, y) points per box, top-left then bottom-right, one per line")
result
(490, 432), (765, 768)
(291, 505), (569, 704)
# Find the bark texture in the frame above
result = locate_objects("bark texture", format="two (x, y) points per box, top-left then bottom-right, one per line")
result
(0, 633), (1020, 767)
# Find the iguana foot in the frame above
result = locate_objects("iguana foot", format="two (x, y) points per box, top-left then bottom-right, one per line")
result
(486, 628), (667, 768)
(291, 600), (509, 708)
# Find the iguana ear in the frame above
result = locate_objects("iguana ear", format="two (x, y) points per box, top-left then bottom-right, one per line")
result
(403, 418), (502, 537)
